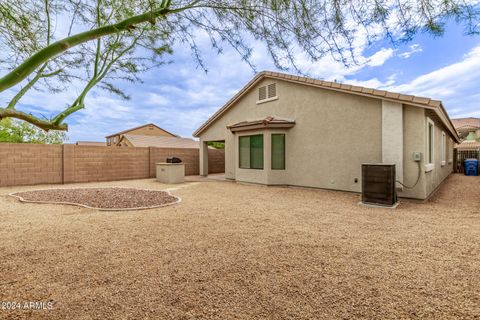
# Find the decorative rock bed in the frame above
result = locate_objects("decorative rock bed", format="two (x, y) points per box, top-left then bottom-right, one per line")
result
(10, 187), (180, 211)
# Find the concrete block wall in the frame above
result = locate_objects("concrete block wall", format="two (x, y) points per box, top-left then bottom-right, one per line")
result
(149, 147), (201, 176)
(148, 147), (225, 176)
(0, 143), (63, 187)
(207, 149), (226, 174)
(72, 146), (150, 183)
(0, 143), (225, 187)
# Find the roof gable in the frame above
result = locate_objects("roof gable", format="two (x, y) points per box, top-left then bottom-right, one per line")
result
(193, 71), (460, 142)
(106, 123), (178, 138)
(122, 134), (199, 149)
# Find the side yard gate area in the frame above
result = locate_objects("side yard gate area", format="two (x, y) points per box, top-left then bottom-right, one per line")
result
(453, 149), (480, 174)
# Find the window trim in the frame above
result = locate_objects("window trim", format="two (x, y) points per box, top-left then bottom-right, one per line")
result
(239, 134), (264, 170)
(239, 136), (251, 169)
(441, 131), (446, 166)
(426, 117), (435, 172)
(256, 96), (278, 104)
(271, 133), (286, 170)
(448, 137), (453, 164)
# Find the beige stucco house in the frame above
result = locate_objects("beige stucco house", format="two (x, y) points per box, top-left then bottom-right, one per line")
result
(117, 134), (199, 148)
(106, 123), (177, 146)
(193, 71), (460, 200)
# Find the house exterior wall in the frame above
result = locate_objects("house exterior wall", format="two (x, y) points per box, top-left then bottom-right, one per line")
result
(198, 77), (457, 200)
(397, 106), (427, 199)
(424, 112), (454, 197)
(281, 80), (383, 192)
(200, 78), (383, 192)
(382, 101), (403, 186)
(122, 125), (175, 137)
(107, 125), (176, 146)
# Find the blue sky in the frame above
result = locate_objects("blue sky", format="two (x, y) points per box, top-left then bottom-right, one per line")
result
(4, 20), (480, 142)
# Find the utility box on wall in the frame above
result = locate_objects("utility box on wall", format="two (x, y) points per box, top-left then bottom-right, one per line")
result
(361, 164), (397, 207)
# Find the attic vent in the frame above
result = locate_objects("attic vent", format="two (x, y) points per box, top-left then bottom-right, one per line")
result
(267, 83), (276, 98)
(259, 86), (267, 101)
(149, 125), (154, 130)
(258, 83), (277, 102)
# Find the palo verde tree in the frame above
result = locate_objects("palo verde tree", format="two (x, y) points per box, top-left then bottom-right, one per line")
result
(0, 0), (478, 131)
(0, 118), (67, 143)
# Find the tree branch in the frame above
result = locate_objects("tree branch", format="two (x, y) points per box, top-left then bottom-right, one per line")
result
(51, 30), (144, 126)
(6, 65), (46, 109)
(6, 0), (53, 111)
(94, 0), (102, 77)
(0, 3), (178, 92)
(0, 108), (68, 131)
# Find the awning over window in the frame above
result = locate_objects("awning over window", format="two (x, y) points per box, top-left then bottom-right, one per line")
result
(227, 116), (295, 132)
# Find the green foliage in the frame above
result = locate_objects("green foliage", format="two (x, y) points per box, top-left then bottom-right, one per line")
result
(0, 118), (67, 144)
(0, 0), (479, 131)
(207, 141), (225, 149)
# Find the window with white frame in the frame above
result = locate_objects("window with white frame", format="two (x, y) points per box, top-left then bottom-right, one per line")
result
(441, 131), (446, 166)
(448, 137), (453, 163)
(426, 117), (435, 172)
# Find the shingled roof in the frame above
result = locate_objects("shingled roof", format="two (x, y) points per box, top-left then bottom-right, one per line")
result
(193, 71), (460, 142)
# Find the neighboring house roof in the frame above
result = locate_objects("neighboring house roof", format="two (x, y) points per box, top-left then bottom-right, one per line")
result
(121, 134), (199, 148)
(227, 116), (295, 132)
(451, 117), (480, 131)
(456, 140), (480, 150)
(76, 141), (106, 146)
(105, 123), (178, 138)
(193, 71), (460, 142)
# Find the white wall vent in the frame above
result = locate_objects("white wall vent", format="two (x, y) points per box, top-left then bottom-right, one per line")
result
(258, 83), (277, 103)
(259, 86), (267, 101)
(267, 83), (276, 98)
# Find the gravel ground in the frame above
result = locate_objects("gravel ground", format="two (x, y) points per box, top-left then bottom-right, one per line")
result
(11, 187), (179, 210)
(0, 174), (479, 319)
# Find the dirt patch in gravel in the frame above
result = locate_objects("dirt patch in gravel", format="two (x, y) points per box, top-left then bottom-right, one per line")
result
(10, 187), (179, 210)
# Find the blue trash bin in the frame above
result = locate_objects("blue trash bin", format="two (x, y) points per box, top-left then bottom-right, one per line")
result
(464, 159), (479, 176)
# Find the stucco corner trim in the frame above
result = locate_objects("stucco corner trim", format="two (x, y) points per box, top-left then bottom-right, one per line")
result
(425, 163), (435, 172)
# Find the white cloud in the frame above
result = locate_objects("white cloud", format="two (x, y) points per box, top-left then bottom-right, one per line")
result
(146, 93), (172, 107)
(367, 48), (395, 67)
(398, 44), (423, 59)
(290, 47), (395, 83)
(387, 46), (480, 97)
(345, 73), (399, 89)
(384, 45), (480, 117)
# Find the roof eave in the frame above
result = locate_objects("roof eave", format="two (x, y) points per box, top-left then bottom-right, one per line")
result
(228, 122), (295, 132)
(106, 123), (178, 138)
(193, 71), (460, 142)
